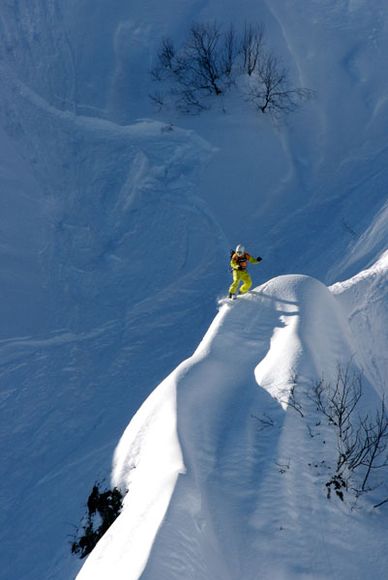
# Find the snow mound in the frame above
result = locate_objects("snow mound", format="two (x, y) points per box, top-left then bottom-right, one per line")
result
(78, 273), (388, 580)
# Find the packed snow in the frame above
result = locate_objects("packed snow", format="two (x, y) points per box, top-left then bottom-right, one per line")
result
(0, 0), (387, 579)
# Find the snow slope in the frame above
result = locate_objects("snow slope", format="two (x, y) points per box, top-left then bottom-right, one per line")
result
(0, 109), (227, 580)
(78, 272), (388, 579)
(330, 250), (388, 397)
(0, 0), (387, 578)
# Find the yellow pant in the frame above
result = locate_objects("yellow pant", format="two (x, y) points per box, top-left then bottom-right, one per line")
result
(229, 270), (252, 295)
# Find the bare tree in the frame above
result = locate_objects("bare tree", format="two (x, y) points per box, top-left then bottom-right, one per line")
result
(313, 367), (362, 442)
(184, 22), (224, 96)
(240, 22), (265, 76)
(151, 23), (235, 112)
(150, 21), (313, 117)
(312, 367), (388, 501)
(358, 400), (388, 492)
(247, 54), (313, 116)
(151, 38), (179, 81)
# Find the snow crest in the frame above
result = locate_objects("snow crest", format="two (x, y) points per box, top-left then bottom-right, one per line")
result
(79, 273), (388, 579)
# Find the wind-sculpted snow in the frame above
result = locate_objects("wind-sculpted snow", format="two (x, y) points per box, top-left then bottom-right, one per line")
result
(330, 250), (388, 397)
(1, 0), (388, 578)
(78, 274), (388, 580)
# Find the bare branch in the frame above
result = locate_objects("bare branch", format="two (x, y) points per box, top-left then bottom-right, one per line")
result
(251, 413), (275, 431)
(246, 53), (314, 116)
(151, 21), (314, 117)
(374, 497), (388, 509)
(312, 367), (388, 502)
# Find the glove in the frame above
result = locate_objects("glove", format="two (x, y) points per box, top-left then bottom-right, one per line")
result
(256, 256), (263, 262)
(237, 266), (244, 271)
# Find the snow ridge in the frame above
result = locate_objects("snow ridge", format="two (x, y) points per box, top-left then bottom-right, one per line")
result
(78, 270), (388, 580)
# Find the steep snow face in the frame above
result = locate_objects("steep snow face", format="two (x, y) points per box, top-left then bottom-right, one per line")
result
(78, 273), (388, 580)
(0, 0), (387, 578)
(258, 0), (388, 282)
(0, 3), (230, 576)
(0, 109), (227, 580)
(328, 203), (388, 283)
(330, 250), (388, 396)
(0, 124), (50, 336)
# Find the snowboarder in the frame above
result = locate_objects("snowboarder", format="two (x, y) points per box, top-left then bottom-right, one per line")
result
(228, 244), (262, 299)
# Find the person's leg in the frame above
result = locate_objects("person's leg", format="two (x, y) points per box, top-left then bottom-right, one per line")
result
(229, 270), (241, 295)
(239, 271), (252, 293)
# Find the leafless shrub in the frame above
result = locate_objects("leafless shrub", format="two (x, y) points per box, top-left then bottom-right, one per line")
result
(151, 38), (177, 80)
(151, 22), (237, 112)
(185, 22), (224, 96)
(246, 54), (314, 116)
(312, 367), (362, 442)
(151, 21), (313, 117)
(357, 401), (388, 492)
(277, 370), (304, 417)
(288, 382), (305, 417)
(311, 367), (388, 502)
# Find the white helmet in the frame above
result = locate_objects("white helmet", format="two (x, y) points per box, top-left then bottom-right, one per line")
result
(235, 244), (245, 256)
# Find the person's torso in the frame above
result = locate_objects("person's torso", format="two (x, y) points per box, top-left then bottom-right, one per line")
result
(232, 252), (251, 269)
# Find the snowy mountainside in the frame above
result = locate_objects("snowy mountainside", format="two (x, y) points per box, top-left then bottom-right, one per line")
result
(330, 250), (388, 396)
(0, 0), (387, 578)
(0, 24), (228, 578)
(0, 93), (227, 580)
(0, 123), (49, 336)
(178, 0), (388, 283)
(78, 270), (388, 580)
